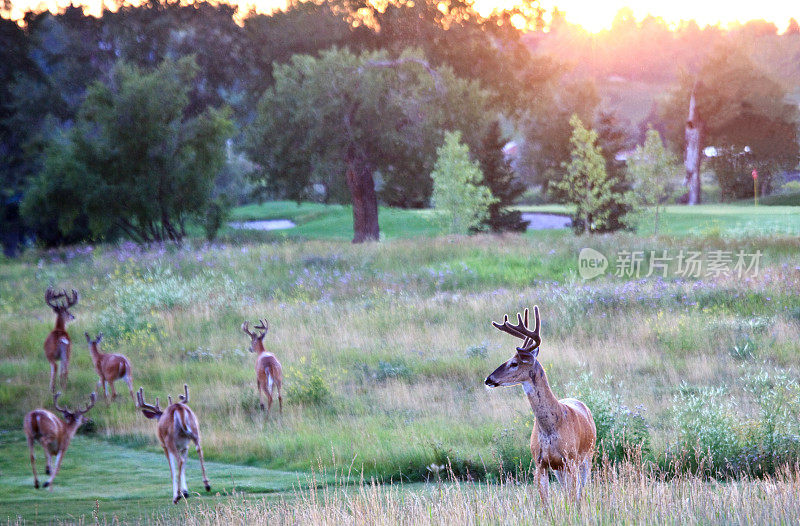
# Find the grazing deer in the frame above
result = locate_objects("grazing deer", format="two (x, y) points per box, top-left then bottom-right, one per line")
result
(484, 306), (596, 504)
(85, 332), (135, 402)
(43, 288), (79, 391)
(23, 392), (96, 489)
(136, 385), (211, 503)
(241, 320), (283, 415)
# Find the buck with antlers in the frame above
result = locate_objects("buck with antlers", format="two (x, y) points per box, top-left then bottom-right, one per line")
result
(136, 385), (211, 503)
(242, 319), (283, 415)
(484, 306), (596, 504)
(43, 288), (79, 391)
(85, 332), (135, 402)
(23, 392), (96, 489)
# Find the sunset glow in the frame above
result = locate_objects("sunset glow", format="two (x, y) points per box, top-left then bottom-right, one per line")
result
(4, 0), (798, 32)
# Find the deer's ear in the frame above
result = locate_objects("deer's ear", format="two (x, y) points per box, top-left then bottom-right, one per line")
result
(141, 409), (161, 420)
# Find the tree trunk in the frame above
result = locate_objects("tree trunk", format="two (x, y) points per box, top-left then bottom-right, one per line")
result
(345, 153), (380, 243)
(684, 90), (703, 205)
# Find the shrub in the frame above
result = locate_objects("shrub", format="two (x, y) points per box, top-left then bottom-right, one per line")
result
(668, 385), (742, 477)
(465, 343), (488, 359)
(431, 130), (497, 234)
(285, 372), (330, 406)
(568, 373), (650, 464)
(738, 368), (800, 476)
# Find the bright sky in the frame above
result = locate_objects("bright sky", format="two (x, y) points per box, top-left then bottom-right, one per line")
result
(4, 0), (797, 32)
(531, 0), (796, 32)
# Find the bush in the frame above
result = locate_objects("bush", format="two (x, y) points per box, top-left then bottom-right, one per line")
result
(431, 131), (497, 234)
(668, 385), (741, 477)
(568, 373), (650, 464)
(286, 373), (330, 406)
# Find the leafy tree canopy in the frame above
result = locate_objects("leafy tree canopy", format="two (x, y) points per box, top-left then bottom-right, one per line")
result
(22, 57), (234, 244)
(244, 47), (492, 241)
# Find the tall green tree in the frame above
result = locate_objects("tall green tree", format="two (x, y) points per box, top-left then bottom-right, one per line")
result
(431, 131), (496, 234)
(22, 57), (234, 244)
(626, 128), (681, 235)
(553, 115), (629, 234)
(245, 47), (490, 243)
(476, 121), (528, 232)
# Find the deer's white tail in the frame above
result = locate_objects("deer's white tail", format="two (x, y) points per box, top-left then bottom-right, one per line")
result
(266, 370), (274, 394)
(173, 408), (196, 441)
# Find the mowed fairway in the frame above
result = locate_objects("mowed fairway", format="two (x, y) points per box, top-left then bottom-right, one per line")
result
(1, 203), (799, 523)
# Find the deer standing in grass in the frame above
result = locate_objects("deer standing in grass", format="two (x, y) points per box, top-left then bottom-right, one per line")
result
(242, 319), (283, 415)
(484, 306), (596, 504)
(136, 385), (211, 503)
(23, 392), (96, 489)
(85, 332), (135, 402)
(43, 288), (79, 391)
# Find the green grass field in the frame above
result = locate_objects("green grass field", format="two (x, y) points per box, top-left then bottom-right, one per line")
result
(1, 200), (799, 523)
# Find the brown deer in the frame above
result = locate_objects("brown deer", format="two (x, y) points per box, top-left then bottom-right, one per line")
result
(241, 319), (283, 415)
(136, 385), (211, 503)
(23, 391), (96, 489)
(484, 306), (596, 504)
(43, 288), (79, 391)
(85, 332), (135, 402)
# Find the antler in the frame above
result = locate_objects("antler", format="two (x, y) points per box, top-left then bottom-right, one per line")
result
(53, 391), (68, 414)
(77, 392), (96, 415)
(65, 289), (79, 307)
(179, 384), (189, 404)
(45, 287), (79, 309)
(137, 387), (162, 413)
(242, 320), (268, 339)
(45, 287), (60, 309)
(255, 319), (269, 334)
(492, 306), (541, 352)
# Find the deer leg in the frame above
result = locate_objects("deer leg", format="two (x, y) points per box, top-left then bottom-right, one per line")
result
(27, 438), (39, 488)
(125, 375), (135, 403)
(257, 380), (265, 411)
(44, 450), (64, 489)
(536, 466), (550, 506)
(44, 448), (52, 475)
(49, 362), (57, 392)
(195, 440), (211, 492)
(179, 448), (189, 498)
(166, 449), (181, 503)
(110, 379), (118, 400)
(577, 457), (591, 500)
(59, 348), (68, 389)
(277, 384), (283, 414)
(266, 390), (273, 415)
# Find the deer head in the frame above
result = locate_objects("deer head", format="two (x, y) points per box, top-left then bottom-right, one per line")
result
(138, 384), (191, 419)
(53, 391), (96, 425)
(85, 332), (103, 348)
(241, 319), (268, 353)
(45, 287), (79, 323)
(485, 306), (542, 388)
(137, 387), (163, 420)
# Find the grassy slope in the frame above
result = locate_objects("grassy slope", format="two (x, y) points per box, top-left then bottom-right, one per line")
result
(2, 201), (800, 522)
(0, 434), (305, 522)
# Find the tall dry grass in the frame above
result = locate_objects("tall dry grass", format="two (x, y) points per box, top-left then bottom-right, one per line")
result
(155, 463), (800, 525)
